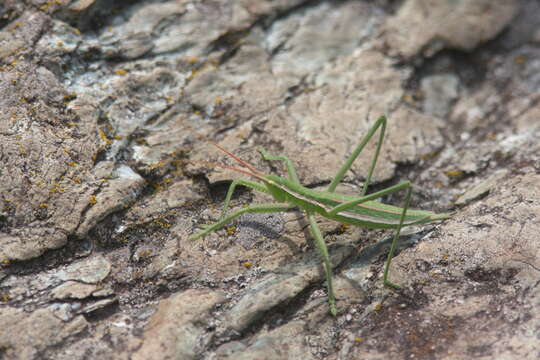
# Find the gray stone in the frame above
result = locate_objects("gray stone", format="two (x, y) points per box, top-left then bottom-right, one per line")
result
(80, 298), (118, 314)
(456, 170), (509, 206)
(421, 73), (460, 118)
(0, 306), (87, 359)
(133, 289), (225, 360)
(51, 281), (99, 300)
(75, 165), (146, 237)
(56, 255), (111, 284)
(384, 0), (519, 58)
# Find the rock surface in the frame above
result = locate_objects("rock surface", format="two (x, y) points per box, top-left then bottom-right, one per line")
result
(0, 1), (539, 359)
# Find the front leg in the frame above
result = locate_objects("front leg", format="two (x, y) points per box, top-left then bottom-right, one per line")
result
(258, 148), (300, 184)
(220, 179), (269, 220)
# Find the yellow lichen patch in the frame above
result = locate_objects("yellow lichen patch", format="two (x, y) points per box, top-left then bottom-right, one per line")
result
(16, 142), (27, 156)
(149, 161), (166, 170)
(63, 93), (77, 103)
(214, 96), (222, 105)
(419, 151), (440, 161)
(72, 176), (82, 184)
(39, 0), (62, 11)
(486, 132), (497, 141)
(38, 202), (48, 208)
(138, 249), (153, 258)
(208, 58), (220, 67)
(89, 195), (97, 205)
(167, 209), (179, 216)
(354, 337), (364, 343)
(67, 161), (78, 167)
(115, 68), (128, 76)
(444, 170), (464, 178)
(99, 129), (112, 145)
(153, 219), (171, 228)
(152, 181), (165, 192)
(242, 261), (253, 269)
(134, 137), (148, 145)
(374, 303), (383, 311)
(514, 55), (526, 64)
(225, 225), (236, 235)
(402, 94), (414, 104)
(0, 293), (9, 302)
(49, 183), (65, 194)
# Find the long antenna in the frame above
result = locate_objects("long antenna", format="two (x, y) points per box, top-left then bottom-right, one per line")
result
(209, 141), (263, 175)
(193, 160), (266, 181)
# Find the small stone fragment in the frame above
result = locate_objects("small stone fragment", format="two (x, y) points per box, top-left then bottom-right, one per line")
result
(80, 298), (118, 314)
(51, 281), (99, 300)
(55, 255), (111, 284)
(456, 170), (508, 206)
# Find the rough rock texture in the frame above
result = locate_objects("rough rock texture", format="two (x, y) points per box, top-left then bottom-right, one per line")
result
(1, 0), (539, 359)
(383, 0), (520, 58)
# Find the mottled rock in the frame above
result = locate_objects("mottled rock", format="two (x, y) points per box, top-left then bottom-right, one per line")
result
(0, 58), (99, 261)
(51, 280), (99, 299)
(0, 306), (87, 359)
(80, 297), (118, 314)
(55, 254), (111, 283)
(455, 170), (509, 206)
(232, 321), (316, 360)
(421, 74), (460, 118)
(75, 164), (146, 237)
(384, 0), (519, 58)
(348, 173), (540, 359)
(266, 1), (381, 76)
(224, 245), (354, 333)
(133, 289), (225, 360)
